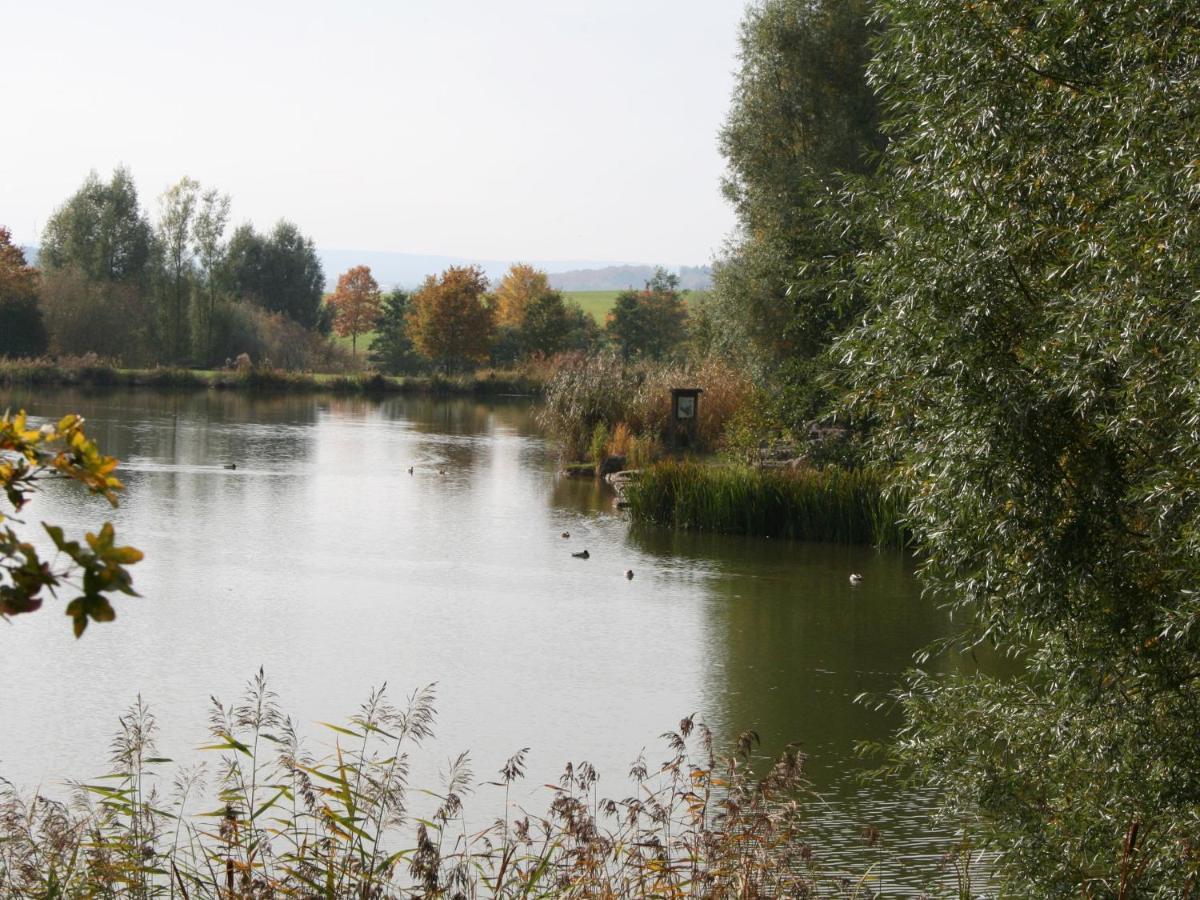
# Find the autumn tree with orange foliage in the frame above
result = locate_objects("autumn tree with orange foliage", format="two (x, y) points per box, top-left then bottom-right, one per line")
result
(328, 265), (383, 357)
(406, 266), (494, 372)
(0, 227), (47, 358)
(494, 263), (551, 329)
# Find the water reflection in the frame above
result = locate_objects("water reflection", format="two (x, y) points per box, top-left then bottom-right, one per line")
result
(625, 528), (941, 769)
(550, 473), (614, 514)
(0, 387), (983, 891)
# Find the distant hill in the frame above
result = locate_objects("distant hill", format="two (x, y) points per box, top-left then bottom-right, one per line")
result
(318, 251), (713, 292)
(317, 249), (639, 290)
(19, 243), (712, 293)
(548, 265), (712, 292)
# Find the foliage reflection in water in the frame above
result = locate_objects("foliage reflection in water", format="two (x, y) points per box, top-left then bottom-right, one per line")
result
(0, 387), (994, 892)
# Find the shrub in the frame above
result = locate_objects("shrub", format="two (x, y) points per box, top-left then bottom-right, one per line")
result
(0, 354), (128, 387)
(208, 300), (358, 373)
(0, 356), (62, 386)
(136, 367), (206, 389)
(40, 266), (156, 366)
(723, 386), (791, 462)
(230, 367), (309, 391)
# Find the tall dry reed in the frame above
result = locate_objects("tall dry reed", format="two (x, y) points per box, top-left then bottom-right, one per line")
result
(624, 356), (754, 453)
(539, 352), (754, 461)
(0, 671), (919, 898)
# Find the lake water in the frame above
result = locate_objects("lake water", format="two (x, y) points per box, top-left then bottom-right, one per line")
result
(0, 387), (983, 893)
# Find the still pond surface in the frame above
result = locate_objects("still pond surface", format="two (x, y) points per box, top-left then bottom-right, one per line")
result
(0, 387), (982, 892)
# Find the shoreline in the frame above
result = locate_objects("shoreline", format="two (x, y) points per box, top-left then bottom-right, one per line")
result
(0, 360), (544, 397)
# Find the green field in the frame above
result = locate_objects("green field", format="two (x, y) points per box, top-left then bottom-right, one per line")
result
(333, 330), (378, 354)
(563, 290), (621, 324)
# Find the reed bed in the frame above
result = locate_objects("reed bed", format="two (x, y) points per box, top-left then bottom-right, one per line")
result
(0, 672), (931, 899)
(538, 352), (754, 462)
(625, 461), (909, 548)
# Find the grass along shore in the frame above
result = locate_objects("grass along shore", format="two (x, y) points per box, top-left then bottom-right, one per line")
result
(625, 460), (909, 548)
(0, 357), (544, 396)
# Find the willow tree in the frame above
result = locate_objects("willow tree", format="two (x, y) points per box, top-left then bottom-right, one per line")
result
(847, 0), (1200, 892)
(715, 0), (884, 428)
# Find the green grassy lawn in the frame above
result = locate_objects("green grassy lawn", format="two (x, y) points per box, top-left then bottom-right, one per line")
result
(333, 331), (378, 355)
(563, 291), (621, 324)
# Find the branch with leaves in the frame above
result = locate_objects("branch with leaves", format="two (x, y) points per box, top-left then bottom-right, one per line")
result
(1, 410), (142, 636)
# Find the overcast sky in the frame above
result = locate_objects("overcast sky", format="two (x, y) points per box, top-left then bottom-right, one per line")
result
(3, 0), (745, 266)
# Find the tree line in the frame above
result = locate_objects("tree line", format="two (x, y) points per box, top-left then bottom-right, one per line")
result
(1, 172), (706, 373)
(354, 261), (697, 375)
(7, 169), (334, 369)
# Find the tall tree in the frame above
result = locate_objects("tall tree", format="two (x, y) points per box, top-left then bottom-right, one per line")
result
(491, 263), (591, 358)
(223, 221), (325, 328)
(0, 227), (47, 358)
(559, 302), (602, 354)
(368, 289), (423, 374)
(847, 0), (1200, 892)
(406, 266), (494, 372)
(155, 177), (199, 363)
(40, 167), (152, 283)
(193, 187), (231, 363)
(494, 263), (552, 330)
(520, 291), (580, 357)
(605, 268), (688, 360)
(715, 0), (884, 426)
(223, 223), (267, 299)
(262, 221), (325, 328)
(327, 265), (382, 357)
